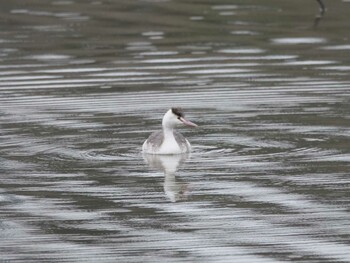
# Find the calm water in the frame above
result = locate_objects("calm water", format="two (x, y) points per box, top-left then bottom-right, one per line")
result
(1, 0), (349, 262)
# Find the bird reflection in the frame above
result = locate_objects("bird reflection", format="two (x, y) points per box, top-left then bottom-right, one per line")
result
(143, 153), (190, 202)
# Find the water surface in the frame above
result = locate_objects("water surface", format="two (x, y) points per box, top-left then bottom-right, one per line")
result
(0, 0), (349, 262)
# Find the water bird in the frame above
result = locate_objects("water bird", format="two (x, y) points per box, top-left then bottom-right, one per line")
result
(142, 108), (197, 154)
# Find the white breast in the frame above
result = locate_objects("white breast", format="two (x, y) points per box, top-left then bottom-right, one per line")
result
(142, 130), (191, 155)
(158, 132), (183, 154)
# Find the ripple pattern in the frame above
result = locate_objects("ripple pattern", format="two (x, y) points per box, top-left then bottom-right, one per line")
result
(0, 0), (349, 262)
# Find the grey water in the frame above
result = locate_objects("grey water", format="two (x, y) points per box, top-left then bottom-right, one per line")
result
(0, 0), (349, 262)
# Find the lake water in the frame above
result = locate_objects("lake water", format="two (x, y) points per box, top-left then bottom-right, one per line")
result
(0, 0), (349, 262)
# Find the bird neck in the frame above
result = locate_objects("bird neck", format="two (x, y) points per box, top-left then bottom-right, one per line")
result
(163, 126), (175, 139)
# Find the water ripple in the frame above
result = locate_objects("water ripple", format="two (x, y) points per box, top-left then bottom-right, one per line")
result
(1, 0), (349, 262)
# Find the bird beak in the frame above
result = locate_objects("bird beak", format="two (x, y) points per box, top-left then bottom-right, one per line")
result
(179, 117), (198, 127)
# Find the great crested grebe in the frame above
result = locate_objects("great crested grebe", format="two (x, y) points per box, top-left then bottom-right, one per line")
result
(142, 108), (197, 154)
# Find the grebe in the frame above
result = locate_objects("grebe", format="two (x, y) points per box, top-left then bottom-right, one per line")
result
(142, 108), (197, 154)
